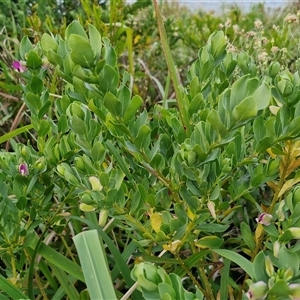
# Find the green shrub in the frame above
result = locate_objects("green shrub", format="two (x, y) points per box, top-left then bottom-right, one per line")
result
(1, 2), (300, 299)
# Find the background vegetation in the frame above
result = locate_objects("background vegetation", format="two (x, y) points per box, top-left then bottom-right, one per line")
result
(1, 0), (300, 299)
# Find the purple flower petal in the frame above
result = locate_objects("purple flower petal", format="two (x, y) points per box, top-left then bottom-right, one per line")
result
(19, 163), (29, 176)
(256, 213), (273, 226)
(12, 60), (27, 72)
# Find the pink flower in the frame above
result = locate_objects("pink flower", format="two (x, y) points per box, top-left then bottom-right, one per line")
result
(12, 60), (27, 72)
(19, 163), (29, 176)
(256, 213), (273, 226)
(246, 281), (267, 300)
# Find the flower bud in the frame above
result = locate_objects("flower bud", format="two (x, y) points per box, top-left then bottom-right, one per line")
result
(207, 200), (216, 219)
(268, 277), (275, 289)
(284, 267), (294, 281)
(57, 165), (65, 176)
(276, 200), (285, 221)
(187, 151), (197, 166)
(289, 283), (300, 299)
(98, 209), (108, 226)
(19, 163), (29, 176)
(42, 57), (49, 68)
(277, 79), (293, 96)
(222, 158), (232, 172)
(246, 281), (268, 300)
(21, 146), (30, 158)
(89, 176), (103, 191)
(278, 268), (286, 278)
(288, 227), (300, 239)
(256, 213), (273, 226)
(210, 31), (226, 59)
(273, 241), (280, 258)
(74, 157), (86, 172)
(53, 144), (61, 161)
(265, 256), (275, 277)
(249, 63), (257, 77)
(79, 203), (95, 212)
(33, 157), (46, 171)
(269, 61), (280, 78)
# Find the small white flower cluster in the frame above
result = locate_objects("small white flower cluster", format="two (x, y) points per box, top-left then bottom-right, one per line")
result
(284, 13), (298, 24)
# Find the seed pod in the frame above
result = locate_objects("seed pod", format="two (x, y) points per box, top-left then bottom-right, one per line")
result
(98, 209), (108, 226)
(269, 61), (280, 78)
(187, 151), (197, 166)
(21, 146), (30, 158)
(57, 165), (65, 176)
(74, 157), (85, 172)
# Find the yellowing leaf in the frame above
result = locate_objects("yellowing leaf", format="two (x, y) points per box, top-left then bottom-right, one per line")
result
(163, 240), (181, 253)
(242, 248), (253, 257)
(134, 34), (141, 44)
(278, 172), (300, 198)
(286, 158), (300, 178)
(255, 223), (264, 243)
(150, 212), (162, 233)
(266, 148), (277, 159)
(267, 180), (278, 192)
(187, 208), (196, 220)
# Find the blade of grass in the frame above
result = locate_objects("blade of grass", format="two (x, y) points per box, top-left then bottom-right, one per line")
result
(28, 240), (85, 283)
(73, 230), (117, 300)
(84, 211), (98, 226)
(37, 243), (85, 282)
(52, 276), (78, 300)
(111, 240), (137, 280)
(0, 124), (34, 144)
(27, 232), (84, 299)
(68, 215), (141, 300)
(69, 216), (132, 282)
(220, 258), (230, 299)
(0, 292), (9, 300)
(51, 264), (80, 300)
(125, 27), (134, 75)
(0, 273), (29, 299)
(38, 259), (58, 291)
(213, 249), (254, 279)
(153, 0), (191, 135)
(163, 72), (171, 108)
